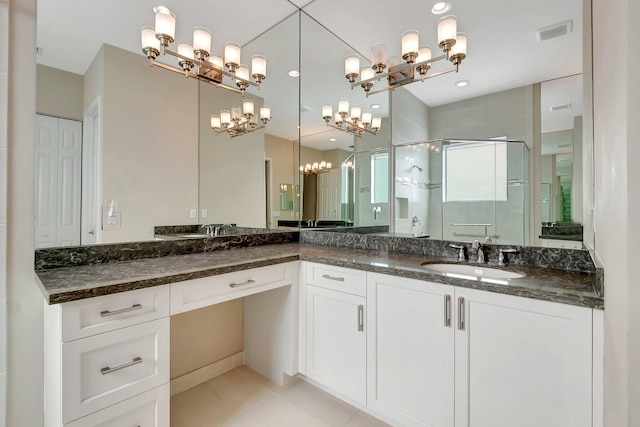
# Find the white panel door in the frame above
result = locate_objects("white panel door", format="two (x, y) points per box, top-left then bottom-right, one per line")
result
(57, 119), (82, 246)
(317, 169), (341, 220)
(35, 115), (82, 248)
(367, 273), (455, 427)
(306, 284), (366, 404)
(454, 288), (593, 427)
(35, 115), (59, 248)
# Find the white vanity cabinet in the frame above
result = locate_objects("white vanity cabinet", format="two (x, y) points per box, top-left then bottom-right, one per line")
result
(366, 272), (455, 427)
(302, 262), (367, 405)
(454, 287), (593, 427)
(44, 285), (171, 427)
(364, 273), (594, 427)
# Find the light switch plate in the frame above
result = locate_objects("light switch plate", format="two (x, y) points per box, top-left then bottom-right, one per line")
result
(201, 209), (208, 218)
(190, 209), (196, 218)
(102, 206), (121, 230)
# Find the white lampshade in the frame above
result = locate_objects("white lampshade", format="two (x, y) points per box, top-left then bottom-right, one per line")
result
(345, 55), (360, 76)
(372, 116), (382, 130)
(260, 105), (271, 120)
(154, 6), (176, 42)
(320, 161), (327, 169)
(416, 45), (432, 63)
(243, 99), (255, 116)
(225, 42), (241, 68)
(371, 43), (387, 70)
(305, 163), (312, 171)
(362, 111), (372, 126)
(193, 26), (212, 55)
(437, 15), (457, 45)
(338, 98), (349, 115)
(231, 105), (241, 121)
(326, 162), (332, 169)
(210, 115), (221, 129)
(401, 30), (419, 61)
(322, 104), (333, 119)
(220, 110), (231, 125)
(209, 55), (223, 70)
(177, 42), (194, 59)
(141, 26), (160, 51)
(312, 162), (319, 170)
(350, 105), (361, 120)
(360, 67), (375, 82)
(335, 112), (343, 124)
(236, 65), (250, 82)
(251, 55), (267, 78)
(451, 32), (467, 56)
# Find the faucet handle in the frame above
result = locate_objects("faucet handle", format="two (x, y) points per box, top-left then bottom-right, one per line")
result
(449, 244), (466, 261)
(498, 248), (519, 265)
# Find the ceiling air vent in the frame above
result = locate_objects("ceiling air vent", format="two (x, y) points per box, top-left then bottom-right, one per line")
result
(536, 20), (573, 42)
(550, 102), (572, 112)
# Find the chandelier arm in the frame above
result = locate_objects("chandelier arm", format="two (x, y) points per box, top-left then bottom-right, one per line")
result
(326, 122), (377, 138)
(350, 52), (449, 90)
(214, 124), (265, 138)
(151, 59), (245, 94)
(364, 65), (459, 97)
(163, 49), (259, 88)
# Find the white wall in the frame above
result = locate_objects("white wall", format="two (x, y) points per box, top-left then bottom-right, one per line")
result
(36, 65), (84, 121)
(593, 0), (640, 425)
(198, 83), (265, 228)
(6, 1), (43, 426)
(102, 44), (199, 242)
(0, 0), (8, 424)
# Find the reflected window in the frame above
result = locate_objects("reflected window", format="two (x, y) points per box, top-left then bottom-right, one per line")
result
(443, 141), (507, 202)
(371, 152), (389, 204)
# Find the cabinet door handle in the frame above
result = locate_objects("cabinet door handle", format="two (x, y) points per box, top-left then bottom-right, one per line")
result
(229, 279), (256, 288)
(458, 297), (465, 331)
(322, 274), (345, 282)
(444, 294), (452, 327)
(100, 304), (142, 317)
(101, 356), (143, 375)
(357, 305), (364, 332)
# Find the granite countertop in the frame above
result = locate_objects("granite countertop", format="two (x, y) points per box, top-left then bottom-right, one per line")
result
(35, 243), (603, 309)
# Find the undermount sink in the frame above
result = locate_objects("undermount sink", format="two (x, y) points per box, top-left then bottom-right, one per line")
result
(421, 263), (525, 280)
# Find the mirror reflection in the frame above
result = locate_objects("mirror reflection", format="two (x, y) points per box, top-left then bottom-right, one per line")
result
(34, 0), (591, 250)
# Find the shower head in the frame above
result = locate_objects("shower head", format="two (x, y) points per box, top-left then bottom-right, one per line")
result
(412, 164), (424, 172)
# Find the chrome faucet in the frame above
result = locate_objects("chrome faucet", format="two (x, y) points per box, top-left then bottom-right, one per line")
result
(202, 224), (214, 236)
(449, 244), (466, 261)
(472, 240), (486, 263)
(412, 215), (421, 226)
(373, 206), (382, 220)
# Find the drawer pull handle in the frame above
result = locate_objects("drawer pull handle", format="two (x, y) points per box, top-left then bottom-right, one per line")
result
(322, 274), (345, 282)
(357, 305), (364, 332)
(100, 304), (142, 317)
(230, 279), (256, 288)
(101, 356), (143, 375)
(444, 294), (451, 327)
(458, 297), (465, 331)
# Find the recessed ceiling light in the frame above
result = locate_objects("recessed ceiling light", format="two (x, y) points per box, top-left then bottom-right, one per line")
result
(455, 80), (469, 87)
(330, 138), (337, 142)
(371, 103), (381, 109)
(288, 70), (300, 77)
(431, 2), (451, 15)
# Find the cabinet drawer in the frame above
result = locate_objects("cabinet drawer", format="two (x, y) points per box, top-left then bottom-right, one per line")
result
(62, 318), (169, 424)
(171, 262), (296, 314)
(64, 383), (169, 427)
(305, 262), (366, 296)
(61, 286), (170, 342)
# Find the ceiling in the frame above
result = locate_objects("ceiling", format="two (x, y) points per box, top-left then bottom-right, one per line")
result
(36, 0), (584, 150)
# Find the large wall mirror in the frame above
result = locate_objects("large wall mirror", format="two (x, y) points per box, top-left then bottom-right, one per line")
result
(34, 0), (593, 251)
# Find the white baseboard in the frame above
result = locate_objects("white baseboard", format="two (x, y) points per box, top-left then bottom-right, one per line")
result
(170, 351), (245, 396)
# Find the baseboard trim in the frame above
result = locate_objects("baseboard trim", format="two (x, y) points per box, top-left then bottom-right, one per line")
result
(170, 351), (245, 396)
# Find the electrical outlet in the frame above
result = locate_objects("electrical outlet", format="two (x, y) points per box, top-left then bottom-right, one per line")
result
(190, 209), (196, 218)
(202, 209), (208, 218)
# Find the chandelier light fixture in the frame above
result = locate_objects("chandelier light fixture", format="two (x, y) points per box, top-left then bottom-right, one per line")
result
(300, 161), (333, 175)
(210, 100), (271, 138)
(140, 6), (267, 95)
(345, 15), (467, 97)
(321, 99), (382, 138)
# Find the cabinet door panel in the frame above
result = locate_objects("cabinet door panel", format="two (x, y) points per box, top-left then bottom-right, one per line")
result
(367, 273), (455, 427)
(306, 285), (366, 404)
(454, 288), (592, 427)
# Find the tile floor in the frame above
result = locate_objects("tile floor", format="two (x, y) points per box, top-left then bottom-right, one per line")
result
(170, 365), (392, 427)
